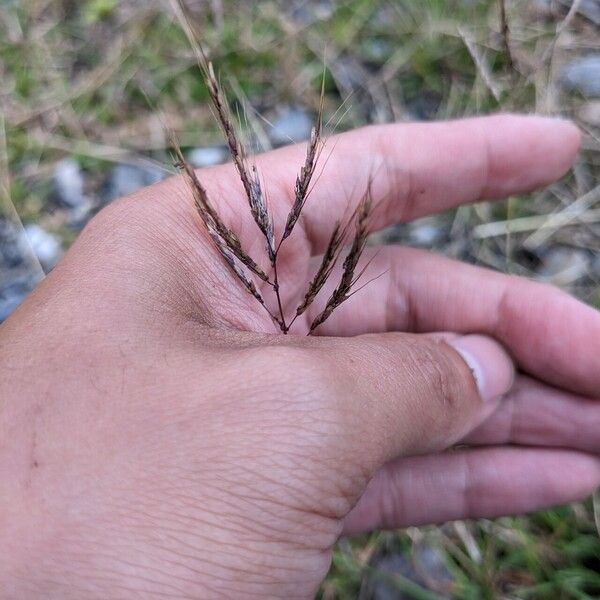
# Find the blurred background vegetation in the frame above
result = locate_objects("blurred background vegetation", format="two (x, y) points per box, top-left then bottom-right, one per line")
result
(1, 1), (600, 598)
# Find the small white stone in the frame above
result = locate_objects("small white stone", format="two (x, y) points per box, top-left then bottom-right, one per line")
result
(538, 247), (590, 285)
(270, 107), (313, 145)
(24, 224), (62, 269)
(561, 56), (600, 98)
(188, 146), (229, 168)
(54, 158), (86, 207)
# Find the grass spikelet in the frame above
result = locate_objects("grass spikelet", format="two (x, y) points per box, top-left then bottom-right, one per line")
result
(282, 74), (325, 242)
(282, 115), (323, 242)
(295, 221), (346, 317)
(308, 190), (373, 333)
(172, 142), (269, 282)
(210, 230), (265, 306)
(172, 0), (275, 259)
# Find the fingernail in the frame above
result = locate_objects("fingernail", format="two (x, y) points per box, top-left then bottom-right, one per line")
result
(449, 335), (515, 402)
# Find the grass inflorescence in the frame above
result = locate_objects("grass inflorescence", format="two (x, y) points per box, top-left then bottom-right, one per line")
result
(172, 0), (375, 335)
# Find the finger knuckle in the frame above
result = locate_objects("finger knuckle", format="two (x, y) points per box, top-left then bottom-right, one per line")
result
(405, 336), (477, 412)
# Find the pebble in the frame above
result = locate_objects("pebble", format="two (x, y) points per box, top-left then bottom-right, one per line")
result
(533, 0), (600, 24)
(406, 92), (441, 121)
(560, 0), (600, 25)
(102, 163), (164, 203)
(0, 274), (39, 322)
(409, 221), (445, 246)
(561, 55), (600, 98)
(578, 0), (600, 24)
(188, 145), (229, 168)
(578, 100), (600, 126)
(66, 198), (97, 230)
(362, 39), (392, 63)
(0, 219), (27, 268)
(591, 252), (600, 278)
(538, 246), (590, 285)
(412, 543), (454, 592)
(363, 543), (453, 599)
(287, 0), (333, 25)
(270, 106), (314, 145)
(24, 224), (62, 270)
(54, 158), (87, 208)
(53, 158), (97, 227)
(0, 219), (59, 322)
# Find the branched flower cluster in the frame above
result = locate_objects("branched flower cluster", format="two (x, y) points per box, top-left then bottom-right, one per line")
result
(172, 0), (374, 334)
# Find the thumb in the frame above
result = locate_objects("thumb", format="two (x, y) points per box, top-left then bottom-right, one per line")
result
(317, 332), (515, 469)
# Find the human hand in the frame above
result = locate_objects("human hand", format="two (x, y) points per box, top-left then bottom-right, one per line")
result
(1, 114), (599, 599)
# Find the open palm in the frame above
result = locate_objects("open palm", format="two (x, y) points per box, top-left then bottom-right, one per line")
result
(1, 114), (599, 599)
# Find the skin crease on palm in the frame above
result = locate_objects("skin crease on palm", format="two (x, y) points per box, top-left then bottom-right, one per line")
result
(1, 114), (600, 599)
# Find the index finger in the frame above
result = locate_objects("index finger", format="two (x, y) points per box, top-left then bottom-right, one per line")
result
(251, 114), (581, 252)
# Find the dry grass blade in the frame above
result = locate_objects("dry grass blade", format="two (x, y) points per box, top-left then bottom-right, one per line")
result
(172, 142), (269, 282)
(458, 27), (502, 102)
(309, 191), (373, 333)
(296, 221), (346, 317)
